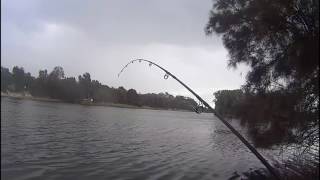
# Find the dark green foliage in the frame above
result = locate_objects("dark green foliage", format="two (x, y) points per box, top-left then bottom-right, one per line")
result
(235, 91), (304, 147)
(213, 89), (243, 117)
(24, 72), (35, 91)
(92, 84), (116, 103)
(207, 0), (319, 148)
(127, 89), (140, 106)
(1, 66), (197, 111)
(206, 0), (318, 92)
(12, 66), (26, 92)
(139, 93), (197, 111)
(78, 72), (92, 99)
(213, 88), (318, 148)
(116, 86), (127, 104)
(49, 66), (64, 80)
(1, 67), (13, 92)
(30, 69), (49, 97)
(173, 95), (198, 111)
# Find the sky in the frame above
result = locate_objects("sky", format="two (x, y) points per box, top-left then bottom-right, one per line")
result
(1, 0), (248, 106)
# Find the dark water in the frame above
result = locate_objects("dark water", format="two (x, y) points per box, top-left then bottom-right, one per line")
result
(1, 97), (276, 180)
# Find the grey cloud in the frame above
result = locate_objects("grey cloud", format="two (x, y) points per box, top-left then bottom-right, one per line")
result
(3, 0), (219, 46)
(1, 0), (247, 106)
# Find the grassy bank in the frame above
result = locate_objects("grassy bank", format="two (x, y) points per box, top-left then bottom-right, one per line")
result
(1, 91), (62, 102)
(1, 91), (192, 112)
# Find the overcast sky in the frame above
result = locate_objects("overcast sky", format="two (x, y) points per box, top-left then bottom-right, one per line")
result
(1, 0), (248, 106)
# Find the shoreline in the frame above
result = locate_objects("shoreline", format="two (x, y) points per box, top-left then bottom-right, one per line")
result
(1, 92), (192, 112)
(1, 92), (62, 102)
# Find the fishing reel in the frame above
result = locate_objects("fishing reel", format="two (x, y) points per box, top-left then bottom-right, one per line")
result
(193, 101), (205, 114)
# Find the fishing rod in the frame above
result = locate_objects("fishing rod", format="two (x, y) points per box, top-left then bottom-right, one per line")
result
(118, 58), (281, 180)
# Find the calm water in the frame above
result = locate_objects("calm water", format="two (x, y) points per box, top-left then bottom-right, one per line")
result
(1, 97), (276, 180)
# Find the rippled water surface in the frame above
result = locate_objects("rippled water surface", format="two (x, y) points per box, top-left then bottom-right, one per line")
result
(2, 97), (274, 180)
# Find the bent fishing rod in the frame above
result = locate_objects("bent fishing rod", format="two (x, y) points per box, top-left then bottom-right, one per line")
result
(118, 58), (281, 180)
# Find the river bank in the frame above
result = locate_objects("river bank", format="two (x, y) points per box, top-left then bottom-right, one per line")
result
(1, 91), (62, 102)
(1, 91), (192, 112)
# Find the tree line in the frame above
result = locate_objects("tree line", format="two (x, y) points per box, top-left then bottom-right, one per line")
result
(1, 66), (198, 111)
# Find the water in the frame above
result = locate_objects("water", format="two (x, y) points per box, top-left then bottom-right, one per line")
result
(1, 97), (275, 180)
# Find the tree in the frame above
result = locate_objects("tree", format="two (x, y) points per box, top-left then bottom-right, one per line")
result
(116, 86), (127, 104)
(78, 72), (92, 99)
(12, 66), (25, 92)
(127, 89), (140, 106)
(30, 69), (49, 97)
(1, 67), (13, 92)
(47, 66), (65, 99)
(206, 0), (319, 147)
(39, 69), (48, 80)
(213, 89), (244, 116)
(49, 66), (64, 80)
(24, 72), (35, 91)
(59, 77), (82, 102)
(206, 0), (318, 93)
